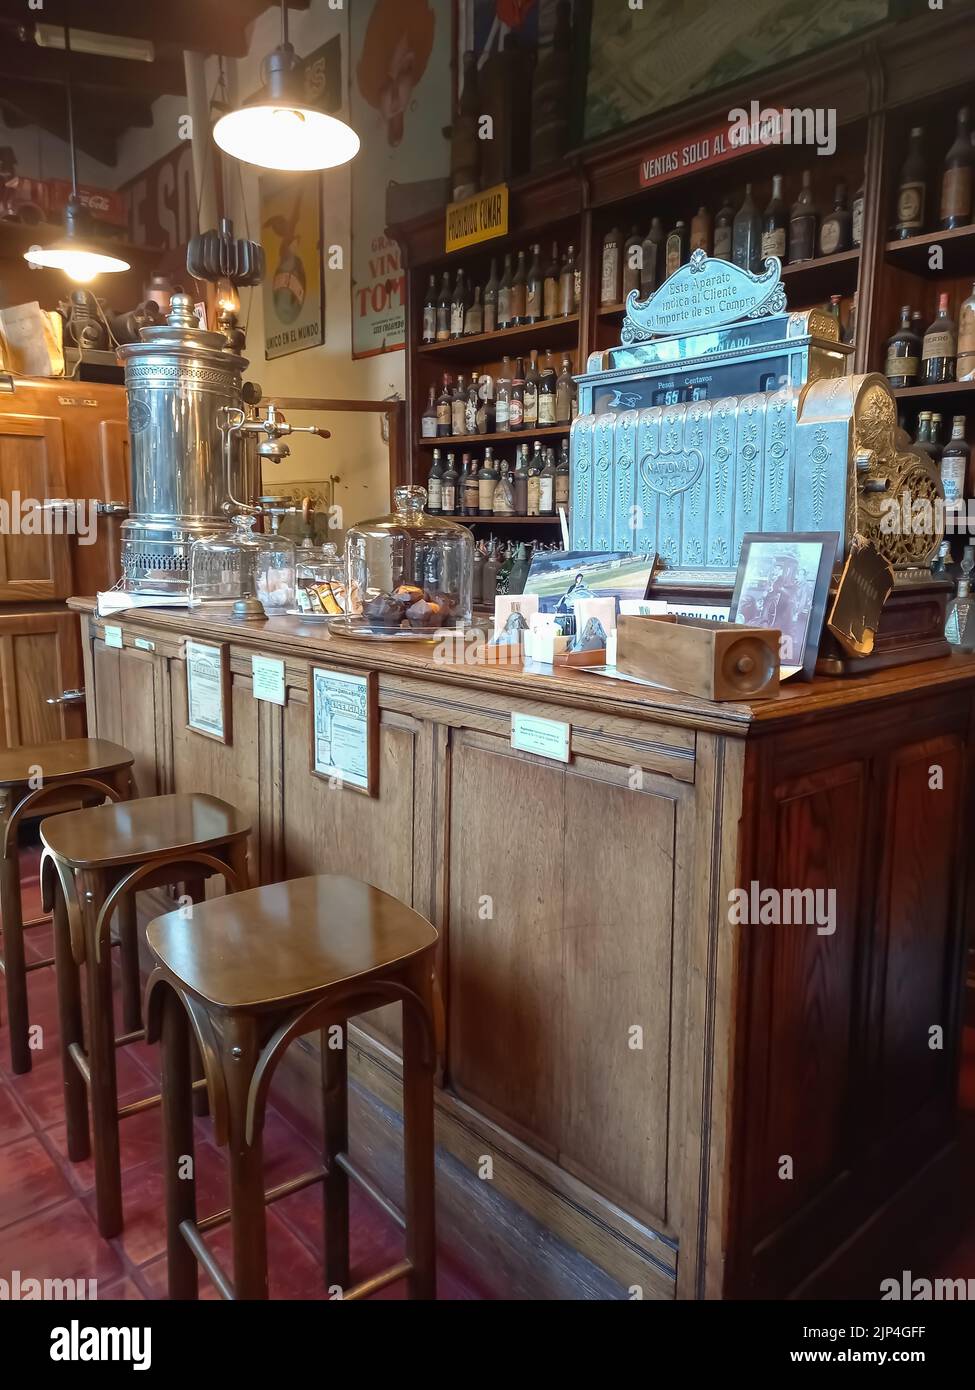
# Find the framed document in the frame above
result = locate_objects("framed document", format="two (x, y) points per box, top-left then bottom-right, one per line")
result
(185, 640), (231, 744)
(309, 665), (377, 796)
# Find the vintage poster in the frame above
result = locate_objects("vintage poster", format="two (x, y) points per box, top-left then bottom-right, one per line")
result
(349, 0), (452, 358)
(259, 173), (324, 360)
(310, 667), (377, 794)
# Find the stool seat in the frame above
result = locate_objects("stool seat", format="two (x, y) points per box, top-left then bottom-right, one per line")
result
(0, 738), (133, 788)
(147, 875), (439, 1010)
(40, 792), (249, 869)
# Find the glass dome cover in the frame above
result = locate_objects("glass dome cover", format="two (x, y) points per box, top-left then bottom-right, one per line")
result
(345, 485), (473, 630)
(189, 513), (295, 614)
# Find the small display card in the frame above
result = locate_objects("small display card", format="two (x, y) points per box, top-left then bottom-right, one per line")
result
(511, 713), (571, 763)
(103, 625), (123, 649)
(186, 640), (230, 743)
(310, 666), (377, 795)
(251, 654), (286, 706)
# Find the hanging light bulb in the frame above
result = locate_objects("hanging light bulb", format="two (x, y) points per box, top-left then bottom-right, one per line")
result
(213, 2), (359, 172)
(23, 22), (129, 282)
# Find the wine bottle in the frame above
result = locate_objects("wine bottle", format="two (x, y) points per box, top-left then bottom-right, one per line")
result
(450, 270), (467, 339)
(895, 127), (926, 238)
(558, 247), (574, 317)
(819, 182), (851, 256)
(713, 195), (735, 261)
(957, 281), (975, 381)
(640, 217), (665, 295)
(788, 170), (817, 263)
(526, 244), (544, 324)
(509, 356), (526, 430)
(483, 258), (499, 333)
(436, 373), (453, 436)
(761, 176), (787, 259)
(441, 451), (459, 516)
(920, 292), (957, 385)
(421, 384), (438, 438)
(497, 254), (514, 329)
(690, 206), (712, 256)
(435, 271), (451, 341)
(427, 448), (443, 515)
(510, 251), (528, 325)
(884, 305), (921, 389)
(538, 352), (557, 425)
(524, 349), (540, 429)
(421, 273), (437, 344)
(451, 374), (467, 436)
(464, 285), (483, 337)
(543, 242), (560, 320)
(665, 220), (688, 278)
(941, 105), (974, 230)
(732, 183), (761, 273)
(601, 226), (622, 305)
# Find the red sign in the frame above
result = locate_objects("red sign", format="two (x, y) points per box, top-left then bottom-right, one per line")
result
(638, 118), (741, 189)
(47, 179), (128, 229)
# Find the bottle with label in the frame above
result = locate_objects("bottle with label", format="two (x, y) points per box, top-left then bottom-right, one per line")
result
(690, 206), (712, 256)
(461, 453), (479, 515)
(945, 546), (975, 649)
(941, 106), (973, 230)
(558, 247), (574, 317)
(543, 242), (560, 320)
(427, 448), (443, 515)
(478, 447), (498, 515)
(762, 176), (787, 259)
(465, 286), (483, 337)
(555, 355), (576, 423)
(555, 438), (570, 511)
(509, 357), (526, 431)
(732, 184), (762, 273)
(495, 357), (512, 431)
(524, 350), (540, 429)
(895, 127), (926, 238)
(539, 447), (557, 515)
(920, 292), (957, 385)
(884, 307), (920, 387)
(622, 225), (643, 298)
(527, 443), (542, 516)
(450, 270), (467, 339)
(513, 444), (529, 515)
(526, 244), (544, 324)
(713, 195), (735, 261)
(601, 226), (622, 305)
(436, 374), (453, 436)
(493, 459), (515, 516)
(435, 271), (451, 341)
(788, 170), (817, 263)
(476, 370), (495, 433)
(497, 253), (514, 329)
(929, 413), (945, 466)
(441, 452), (459, 516)
(665, 220), (688, 278)
(510, 251), (528, 325)
(421, 274), (437, 343)
(451, 375), (467, 436)
(421, 385), (438, 438)
(819, 182), (851, 256)
(915, 411), (934, 458)
(465, 376), (479, 435)
(851, 180), (865, 247)
(640, 217), (665, 295)
(940, 415), (969, 504)
(483, 259), (499, 333)
(538, 354), (557, 425)
(482, 543), (500, 603)
(957, 281), (975, 381)
(570, 245), (582, 311)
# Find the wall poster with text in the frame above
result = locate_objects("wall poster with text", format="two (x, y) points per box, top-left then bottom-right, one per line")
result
(349, 0), (452, 359)
(259, 172), (324, 361)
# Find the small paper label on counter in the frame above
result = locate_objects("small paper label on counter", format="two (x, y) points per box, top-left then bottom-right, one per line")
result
(134, 637), (155, 652)
(251, 655), (286, 706)
(104, 625), (123, 649)
(511, 713), (570, 762)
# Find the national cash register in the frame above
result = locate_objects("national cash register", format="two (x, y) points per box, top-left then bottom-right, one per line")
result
(569, 250), (949, 672)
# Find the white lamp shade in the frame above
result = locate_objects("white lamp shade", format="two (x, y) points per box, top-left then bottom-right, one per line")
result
(24, 244), (130, 283)
(213, 103), (360, 172)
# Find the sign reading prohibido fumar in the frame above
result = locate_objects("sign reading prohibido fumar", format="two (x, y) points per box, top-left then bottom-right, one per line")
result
(445, 184), (509, 254)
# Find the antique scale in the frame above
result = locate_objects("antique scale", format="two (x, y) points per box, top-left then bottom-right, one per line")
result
(570, 250), (950, 672)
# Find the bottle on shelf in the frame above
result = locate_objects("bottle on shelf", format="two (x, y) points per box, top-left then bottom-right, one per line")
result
(895, 126), (926, 239)
(497, 253), (514, 329)
(826, 295), (843, 336)
(640, 217), (665, 295)
(939, 415), (969, 506)
(421, 385), (438, 438)
(421, 274), (437, 344)
(915, 410), (934, 457)
(427, 448), (443, 515)
(958, 281), (975, 381)
(665, 219), (688, 278)
(929, 412), (945, 465)
(539, 447), (557, 515)
(788, 170), (818, 263)
(623, 225), (643, 298)
(558, 247), (574, 317)
(465, 285), (483, 336)
(601, 225), (622, 305)
(476, 369), (495, 433)
(543, 242), (560, 320)
(538, 351), (557, 425)
(478, 447), (499, 515)
(555, 355), (576, 423)
(472, 543), (484, 603)
(713, 195), (735, 261)
(513, 443), (529, 515)
(945, 545), (975, 649)
(570, 243), (582, 313)
(465, 375), (479, 435)
(441, 451), (459, 516)
(527, 443), (542, 516)
(510, 250), (528, 325)
(526, 243), (544, 324)
(843, 291), (858, 348)
(851, 179), (865, 248)
(762, 176), (787, 259)
(452, 374), (469, 436)
(884, 305), (921, 388)
(509, 356), (526, 431)
(819, 182), (852, 256)
(436, 373), (453, 436)
(508, 541), (531, 594)
(493, 459), (515, 516)
(483, 258), (499, 334)
(435, 271), (451, 341)
(920, 292), (957, 385)
(732, 183), (762, 273)
(495, 356), (512, 431)
(450, 270), (467, 339)
(482, 542), (500, 603)
(556, 438), (570, 511)
(940, 105), (973, 230)
(461, 453), (479, 515)
(689, 205), (712, 257)
(524, 349), (540, 429)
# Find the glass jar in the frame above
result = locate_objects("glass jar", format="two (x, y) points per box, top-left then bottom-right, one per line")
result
(295, 540), (349, 615)
(253, 528), (296, 614)
(345, 485), (473, 629)
(189, 513), (295, 615)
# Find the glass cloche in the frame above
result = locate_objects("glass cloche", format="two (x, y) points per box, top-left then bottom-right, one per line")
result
(188, 513), (295, 616)
(294, 540), (349, 615)
(344, 485), (473, 632)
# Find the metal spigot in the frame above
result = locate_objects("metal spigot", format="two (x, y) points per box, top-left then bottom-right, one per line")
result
(218, 401), (332, 513)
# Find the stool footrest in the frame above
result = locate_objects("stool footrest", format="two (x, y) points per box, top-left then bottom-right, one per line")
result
(343, 1259), (414, 1301)
(24, 913), (53, 929)
(115, 1029), (145, 1047)
(179, 1219), (235, 1302)
(335, 1153), (406, 1231)
(196, 1167), (327, 1235)
(25, 956), (55, 973)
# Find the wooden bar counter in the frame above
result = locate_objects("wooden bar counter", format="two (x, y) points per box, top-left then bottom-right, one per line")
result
(68, 598), (975, 1300)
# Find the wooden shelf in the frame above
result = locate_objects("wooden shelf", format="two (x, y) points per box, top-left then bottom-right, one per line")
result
(453, 515), (563, 526)
(418, 315), (579, 363)
(885, 223), (975, 276)
(416, 425), (571, 449)
(893, 379), (975, 400)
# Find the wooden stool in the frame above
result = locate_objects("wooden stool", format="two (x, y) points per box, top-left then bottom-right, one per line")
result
(40, 793), (251, 1238)
(0, 738), (135, 1075)
(145, 874), (440, 1301)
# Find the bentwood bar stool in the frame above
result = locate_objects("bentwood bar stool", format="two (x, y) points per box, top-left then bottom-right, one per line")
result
(0, 738), (135, 1074)
(145, 874), (440, 1301)
(40, 792), (251, 1238)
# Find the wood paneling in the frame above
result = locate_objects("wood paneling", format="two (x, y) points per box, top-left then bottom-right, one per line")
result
(0, 608), (83, 748)
(0, 413), (71, 601)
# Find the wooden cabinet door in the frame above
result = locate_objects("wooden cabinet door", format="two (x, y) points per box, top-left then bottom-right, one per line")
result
(0, 414), (72, 601)
(89, 638), (163, 798)
(0, 609), (85, 749)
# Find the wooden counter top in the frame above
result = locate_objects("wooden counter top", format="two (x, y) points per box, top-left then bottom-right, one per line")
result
(68, 597), (975, 738)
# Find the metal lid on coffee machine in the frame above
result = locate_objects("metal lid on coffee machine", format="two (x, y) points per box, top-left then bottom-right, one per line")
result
(117, 292), (248, 371)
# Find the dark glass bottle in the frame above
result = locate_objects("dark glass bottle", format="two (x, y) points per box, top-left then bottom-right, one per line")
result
(819, 182), (852, 256)
(440, 451), (459, 516)
(524, 349), (540, 429)
(509, 356), (526, 431)
(461, 453), (479, 515)
(421, 273), (437, 344)
(435, 373), (453, 436)
(477, 447), (498, 515)
(788, 170), (818, 264)
(555, 438), (570, 510)
(920, 292), (957, 385)
(713, 195), (735, 261)
(640, 217), (665, 295)
(732, 183), (761, 273)
(513, 444), (529, 516)
(497, 253), (514, 329)
(435, 270), (451, 341)
(941, 106), (974, 230)
(543, 242), (560, 320)
(761, 175), (787, 260)
(884, 305), (920, 388)
(665, 220), (688, 278)
(483, 258), (499, 333)
(537, 351), (557, 426)
(895, 126), (926, 238)
(929, 412), (945, 466)
(525, 244), (544, 324)
(426, 447), (443, 515)
(539, 447), (557, 516)
(940, 415), (969, 504)
(510, 251), (528, 325)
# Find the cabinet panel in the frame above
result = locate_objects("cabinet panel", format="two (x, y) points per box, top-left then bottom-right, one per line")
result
(0, 414), (71, 601)
(0, 609), (84, 749)
(90, 641), (162, 797)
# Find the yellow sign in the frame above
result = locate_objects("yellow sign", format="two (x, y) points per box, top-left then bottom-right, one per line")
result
(445, 184), (509, 253)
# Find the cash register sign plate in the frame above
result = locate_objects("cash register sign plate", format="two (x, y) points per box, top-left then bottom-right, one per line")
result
(310, 665), (377, 796)
(621, 249), (786, 343)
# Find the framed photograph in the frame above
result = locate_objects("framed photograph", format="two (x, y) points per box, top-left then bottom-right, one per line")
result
(524, 549), (656, 616)
(730, 533), (838, 681)
(309, 665), (378, 796)
(185, 640), (231, 744)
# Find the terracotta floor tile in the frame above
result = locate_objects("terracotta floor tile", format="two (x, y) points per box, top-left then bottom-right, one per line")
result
(98, 1141), (231, 1268)
(47, 1104), (165, 1194)
(98, 1277), (146, 1300)
(0, 1083), (32, 1146)
(0, 1197), (123, 1287)
(0, 1133), (72, 1229)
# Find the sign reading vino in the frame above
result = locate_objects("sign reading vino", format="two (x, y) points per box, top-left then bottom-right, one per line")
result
(445, 183), (509, 253)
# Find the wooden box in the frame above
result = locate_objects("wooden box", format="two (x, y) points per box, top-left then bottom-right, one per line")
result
(616, 615), (780, 701)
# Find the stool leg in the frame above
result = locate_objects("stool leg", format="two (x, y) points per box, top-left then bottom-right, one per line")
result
(0, 833), (31, 1074)
(83, 876), (123, 1238)
(402, 969), (437, 1300)
(184, 879), (209, 1119)
(52, 880), (90, 1162)
(321, 1024), (350, 1292)
(117, 894), (142, 1035)
(161, 987), (198, 1300)
(224, 1016), (269, 1299)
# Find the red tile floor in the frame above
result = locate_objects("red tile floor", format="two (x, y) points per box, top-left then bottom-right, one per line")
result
(0, 845), (491, 1301)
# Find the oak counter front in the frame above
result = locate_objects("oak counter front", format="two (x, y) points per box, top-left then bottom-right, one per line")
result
(68, 598), (975, 1300)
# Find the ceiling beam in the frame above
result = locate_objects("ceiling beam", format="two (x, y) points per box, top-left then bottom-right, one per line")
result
(30, 0), (311, 58)
(0, 34), (186, 97)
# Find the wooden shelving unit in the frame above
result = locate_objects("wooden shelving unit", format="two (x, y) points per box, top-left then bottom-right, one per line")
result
(416, 423), (570, 450)
(884, 223), (975, 276)
(417, 315), (579, 363)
